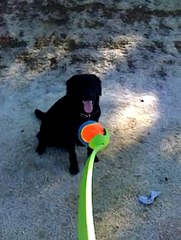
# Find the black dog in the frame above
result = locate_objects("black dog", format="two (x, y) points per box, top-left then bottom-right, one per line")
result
(35, 74), (102, 175)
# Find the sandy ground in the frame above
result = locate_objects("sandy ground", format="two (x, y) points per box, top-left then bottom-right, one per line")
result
(0, 0), (181, 239)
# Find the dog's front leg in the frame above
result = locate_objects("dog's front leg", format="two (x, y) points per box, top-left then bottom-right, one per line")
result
(67, 145), (79, 175)
(87, 147), (99, 162)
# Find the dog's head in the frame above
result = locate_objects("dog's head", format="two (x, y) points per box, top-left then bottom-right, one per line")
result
(66, 74), (102, 114)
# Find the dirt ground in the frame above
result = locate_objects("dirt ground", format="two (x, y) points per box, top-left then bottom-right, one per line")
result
(0, 0), (181, 239)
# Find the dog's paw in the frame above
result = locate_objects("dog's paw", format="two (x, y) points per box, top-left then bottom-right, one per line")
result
(95, 155), (99, 163)
(69, 165), (79, 175)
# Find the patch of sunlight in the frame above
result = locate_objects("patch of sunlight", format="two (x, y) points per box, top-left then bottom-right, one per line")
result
(108, 92), (159, 147)
(95, 35), (144, 74)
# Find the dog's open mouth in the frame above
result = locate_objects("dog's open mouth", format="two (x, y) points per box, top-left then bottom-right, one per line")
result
(83, 100), (93, 113)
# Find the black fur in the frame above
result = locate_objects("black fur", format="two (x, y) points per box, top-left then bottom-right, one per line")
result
(35, 74), (102, 175)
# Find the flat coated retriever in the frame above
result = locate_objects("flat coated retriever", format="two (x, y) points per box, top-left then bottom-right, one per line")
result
(35, 74), (102, 175)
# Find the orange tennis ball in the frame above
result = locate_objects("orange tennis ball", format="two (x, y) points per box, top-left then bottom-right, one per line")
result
(78, 121), (104, 146)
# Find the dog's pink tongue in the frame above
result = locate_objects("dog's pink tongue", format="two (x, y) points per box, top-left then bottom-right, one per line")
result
(83, 101), (93, 113)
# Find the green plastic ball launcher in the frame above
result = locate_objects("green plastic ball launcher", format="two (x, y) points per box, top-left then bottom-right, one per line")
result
(78, 124), (110, 240)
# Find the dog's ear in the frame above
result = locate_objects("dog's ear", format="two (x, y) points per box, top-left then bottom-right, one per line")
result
(97, 77), (102, 96)
(93, 75), (102, 96)
(66, 76), (77, 95)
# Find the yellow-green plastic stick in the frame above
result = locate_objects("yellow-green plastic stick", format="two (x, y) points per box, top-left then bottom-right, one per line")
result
(78, 129), (110, 240)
